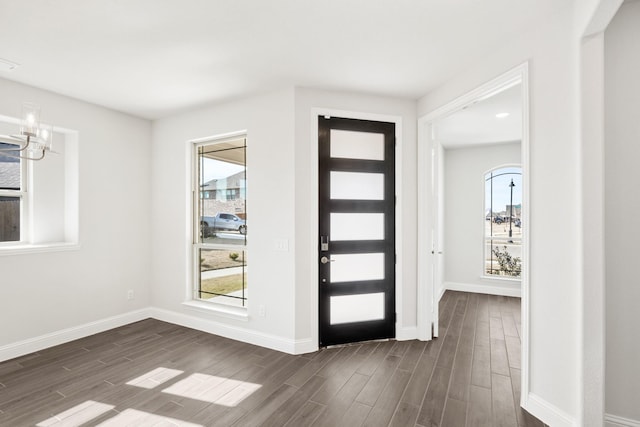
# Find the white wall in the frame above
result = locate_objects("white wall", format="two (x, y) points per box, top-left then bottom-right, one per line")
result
(0, 77), (151, 351)
(150, 89), (299, 349)
(604, 1), (640, 423)
(1, 82), (417, 357)
(149, 87), (417, 352)
(443, 142), (521, 293)
(418, 2), (580, 425)
(293, 88), (417, 342)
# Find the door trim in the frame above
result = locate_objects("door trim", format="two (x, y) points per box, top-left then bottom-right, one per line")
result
(310, 108), (403, 350)
(417, 62), (530, 407)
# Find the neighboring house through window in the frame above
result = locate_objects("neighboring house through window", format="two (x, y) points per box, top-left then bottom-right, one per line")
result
(193, 134), (248, 307)
(484, 166), (522, 278)
(0, 143), (25, 243)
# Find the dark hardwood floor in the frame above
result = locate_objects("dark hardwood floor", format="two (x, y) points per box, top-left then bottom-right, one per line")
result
(0, 291), (545, 426)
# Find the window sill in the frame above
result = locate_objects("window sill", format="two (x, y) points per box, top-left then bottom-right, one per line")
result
(182, 300), (249, 322)
(0, 242), (80, 256)
(480, 275), (521, 283)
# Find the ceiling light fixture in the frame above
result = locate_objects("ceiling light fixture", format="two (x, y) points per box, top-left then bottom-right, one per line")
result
(495, 112), (510, 119)
(0, 102), (54, 161)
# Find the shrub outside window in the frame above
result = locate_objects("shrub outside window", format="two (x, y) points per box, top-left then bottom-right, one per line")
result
(193, 135), (247, 307)
(484, 166), (522, 278)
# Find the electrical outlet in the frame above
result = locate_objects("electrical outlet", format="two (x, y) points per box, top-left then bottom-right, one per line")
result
(127, 290), (134, 300)
(258, 305), (266, 317)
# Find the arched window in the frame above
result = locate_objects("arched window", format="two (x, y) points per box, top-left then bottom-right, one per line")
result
(484, 166), (522, 278)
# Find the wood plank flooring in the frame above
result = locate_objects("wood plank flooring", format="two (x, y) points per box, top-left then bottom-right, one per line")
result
(0, 291), (545, 426)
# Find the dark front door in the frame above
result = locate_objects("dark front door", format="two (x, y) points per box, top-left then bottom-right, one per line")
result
(318, 116), (396, 347)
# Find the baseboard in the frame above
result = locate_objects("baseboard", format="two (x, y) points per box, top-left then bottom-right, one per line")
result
(0, 308), (152, 363)
(444, 281), (521, 297)
(148, 307), (307, 355)
(605, 414), (640, 427)
(396, 326), (418, 341)
(293, 338), (317, 355)
(525, 392), (576, 427)
(437, 285), (446, 302)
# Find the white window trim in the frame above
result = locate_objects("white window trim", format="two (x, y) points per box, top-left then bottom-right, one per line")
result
(480, 274), (521, 283)
(182, 300), (249, 321)
(189, 131), (248, 312)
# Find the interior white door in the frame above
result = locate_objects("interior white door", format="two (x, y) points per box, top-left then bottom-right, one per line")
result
(432, 143), (445, 337)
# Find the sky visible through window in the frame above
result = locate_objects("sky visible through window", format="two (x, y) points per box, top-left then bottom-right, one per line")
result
(202, 158), (244, 182)
(485, 166), (522, 216)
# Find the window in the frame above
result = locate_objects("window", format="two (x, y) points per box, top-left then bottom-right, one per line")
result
(484, 166), (522, 278)
(0, 143), (25, 243)
(193, 135), (247, 307)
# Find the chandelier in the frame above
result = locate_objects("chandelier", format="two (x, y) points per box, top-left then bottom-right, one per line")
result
(0, 102), (54, 161)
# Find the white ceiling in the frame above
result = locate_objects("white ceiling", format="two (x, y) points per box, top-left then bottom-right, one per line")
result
(433, 83), (522, 148)
(0, 1), (560, 119)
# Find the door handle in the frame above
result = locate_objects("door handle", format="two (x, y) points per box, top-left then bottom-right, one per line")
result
(320, 256), (334, 264)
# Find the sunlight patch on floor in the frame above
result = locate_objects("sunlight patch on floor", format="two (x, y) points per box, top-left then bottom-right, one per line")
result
(161, 373), (261, 406)
(95, 408), (202, 426)
(125, 367), (184, 389)
(36, 400), (114, 426)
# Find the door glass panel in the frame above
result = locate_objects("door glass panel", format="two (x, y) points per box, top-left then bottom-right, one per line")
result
(330, 253), (384, 283)
(330, 293), (385, 325)
(330, 130), (384, 161)
(330, 213), (384, 241)
(330, 172), (384, 200)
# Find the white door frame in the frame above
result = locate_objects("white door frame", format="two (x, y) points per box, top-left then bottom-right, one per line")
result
(416, 62), (530, 406)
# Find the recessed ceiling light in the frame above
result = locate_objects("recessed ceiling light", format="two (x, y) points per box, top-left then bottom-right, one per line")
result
(0, 58), (20, 72)
(495, 112), (510, 119)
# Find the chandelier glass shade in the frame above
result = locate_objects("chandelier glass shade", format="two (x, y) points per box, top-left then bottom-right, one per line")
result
(0, 102), (54, 161)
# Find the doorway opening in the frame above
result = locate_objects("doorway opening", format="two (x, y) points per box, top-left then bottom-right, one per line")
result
(417, 63), (530, 406)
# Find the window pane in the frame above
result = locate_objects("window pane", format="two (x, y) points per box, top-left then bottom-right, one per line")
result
(484, 167), (522, 278)
(199, 248), (247, 306)
(330, 292), (385, 325)
(330, 129), (384, 161)
(0, 196), (20, 242)
(0, 144), (21, 190)
(485, 239), (522, 277)
(197, 139), (246, 245)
